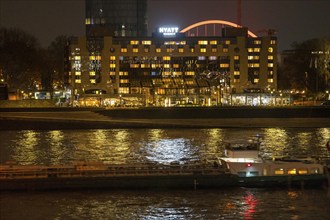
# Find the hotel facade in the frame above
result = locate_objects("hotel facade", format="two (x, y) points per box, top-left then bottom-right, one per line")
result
(67, 27), (278, 107)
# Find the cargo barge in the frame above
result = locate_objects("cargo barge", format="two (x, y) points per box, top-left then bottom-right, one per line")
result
(0, 158), (328, 191)
(0, 161), (237, 190)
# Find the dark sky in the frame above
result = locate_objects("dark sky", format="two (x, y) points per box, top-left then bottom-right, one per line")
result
(0, 0), (329, 51)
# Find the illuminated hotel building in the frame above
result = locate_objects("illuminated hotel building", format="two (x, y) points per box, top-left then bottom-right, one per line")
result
(68, 26), (278, 106)
(85, 0), (148, 37)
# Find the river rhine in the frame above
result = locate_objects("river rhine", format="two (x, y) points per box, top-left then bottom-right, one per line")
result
(1, 127), (330, 219)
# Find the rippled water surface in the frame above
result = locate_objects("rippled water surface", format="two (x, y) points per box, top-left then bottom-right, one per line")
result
(1, 188), (329, 219)
(1, 128), (330, 165)
(1, 128), (330, 219)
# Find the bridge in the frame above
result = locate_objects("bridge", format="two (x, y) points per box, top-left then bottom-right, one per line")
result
(180, 20), (257, 38)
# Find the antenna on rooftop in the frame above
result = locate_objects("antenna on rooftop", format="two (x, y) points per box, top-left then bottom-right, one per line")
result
(237, 0), (242, 27)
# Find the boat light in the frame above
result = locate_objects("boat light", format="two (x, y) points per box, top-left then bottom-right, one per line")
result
(246, 163), (252, 167)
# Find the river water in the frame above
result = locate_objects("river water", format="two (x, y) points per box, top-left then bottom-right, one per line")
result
(1, 128), (330, 219)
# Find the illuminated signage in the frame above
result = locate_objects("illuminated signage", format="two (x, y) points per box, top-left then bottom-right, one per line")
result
(158, 27), (179, 36)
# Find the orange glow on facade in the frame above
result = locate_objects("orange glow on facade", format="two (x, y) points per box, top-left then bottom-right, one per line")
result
(180, 20), (258, 38)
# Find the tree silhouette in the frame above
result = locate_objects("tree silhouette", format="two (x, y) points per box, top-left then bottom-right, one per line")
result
(0, 27), (41, 92)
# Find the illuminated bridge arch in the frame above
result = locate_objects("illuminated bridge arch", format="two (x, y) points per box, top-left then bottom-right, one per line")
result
(180, 20), (257, 38)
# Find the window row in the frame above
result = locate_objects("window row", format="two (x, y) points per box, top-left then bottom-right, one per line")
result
(120, 47), (230, 53)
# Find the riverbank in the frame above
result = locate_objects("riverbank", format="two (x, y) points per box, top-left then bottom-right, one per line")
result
(0, 106), (329, 130)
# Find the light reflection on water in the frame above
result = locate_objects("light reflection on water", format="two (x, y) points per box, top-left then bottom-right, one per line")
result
(0, 128), (329, 165)
(1, 188), (329, 219)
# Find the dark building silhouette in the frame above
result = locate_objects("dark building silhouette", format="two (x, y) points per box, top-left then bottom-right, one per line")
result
(85, 0), (148, 37)
(0, 83), (8, 100)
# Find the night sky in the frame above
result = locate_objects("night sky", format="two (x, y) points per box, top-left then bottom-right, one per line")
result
(0, 0), (329, 51)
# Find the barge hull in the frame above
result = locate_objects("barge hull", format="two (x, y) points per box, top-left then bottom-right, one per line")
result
(0, 174), (238, 191)
(237, 175), (328, 188)
(1, 174), (327, 191)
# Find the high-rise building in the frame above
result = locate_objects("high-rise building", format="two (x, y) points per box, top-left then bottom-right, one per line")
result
(85, 0), (148, 37)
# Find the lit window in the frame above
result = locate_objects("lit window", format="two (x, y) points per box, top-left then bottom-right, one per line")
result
(173, 64), (179, 68)
(110, 56), (116, 60)
(132, 48), (139, 53)
(248, 63), (260, 68)
(151, 64), (157, 69)
(198, 40), (208, 45)
(89, 56), (95, 60)
(90, 79), (96, 84)
(254, 48), (260, 52)
(156, 48), (161, 53)
(164, 64), (170, 68)
(210, 40), (217, 45)
(234, 56), (239, 60)
(166, 48), (173, 52)
(220, 64), (229, 68)
(190, 48), (195, 52)
(225, 40), (231, 45)
(222, 48), (229, 53)
(119, 71), (128, 76)
(288, 169), (297, 175)
(142, 40), (151, 45)
(179, 48), (184, 53)
(121, 48), (127, 53)
(268, 47), (274, 53)
(209, 56), (217, 60)
(298, 169), (308, 175)
(211, 48), (217, 53)
(311, 168), (320, 174)
(253, 78), (259, 83)
(157, 88), (165, 95)
(119, 87), (129, 94)
(141, 64), (150, 68)
(268, 79), (274, 83)
(130, 64), (139, 68)
(254, 40), (261, 44)
(85, 18), (91, 25)
(274, 168), (284, 175)
(109, 72), (116, 76)
(120, 79), (129, 83)
(185, 71), (195, 76)
(233, 79), (240, 83)
(163, 56), (171, 61)
(109, 64), (116, 68)
(234, 71), (240, 75)
(200, 48), (207, 53)
(75, 56), (81, 60)
(248, 48), (253, 52)
(268, 55), (273, 60)
(75, 71), (81, 76)
(130, 40), (139, 45)
(268, 63), (274, 67)
(248, 56), (254, 60)
(89, 71), (95, 76)
(75, 79), (81, 83)
(162, 71), (171, 76)
(270, 40), (276, 45)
